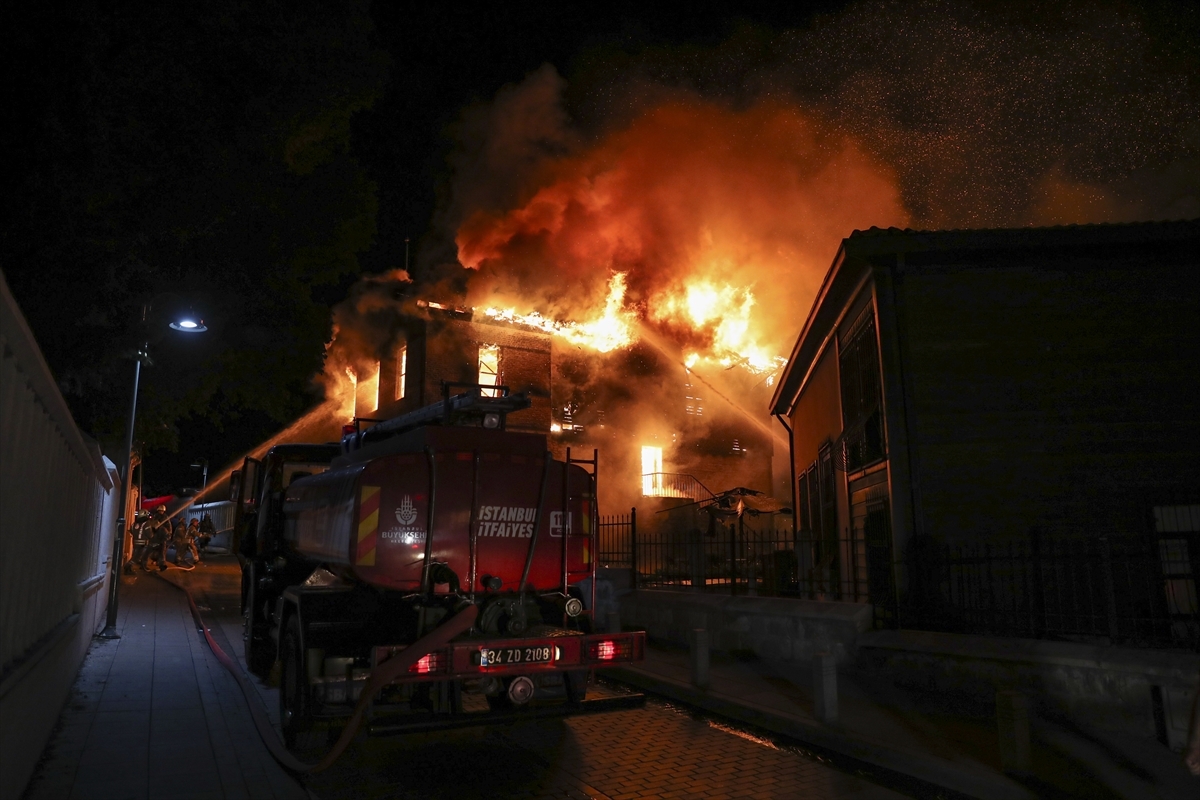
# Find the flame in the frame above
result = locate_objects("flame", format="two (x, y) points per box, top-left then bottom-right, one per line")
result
(641, 445), (663, 496)
(483, 272), (635, 353)
(457, 100), (908, 375)
(649, 279), (787, 374)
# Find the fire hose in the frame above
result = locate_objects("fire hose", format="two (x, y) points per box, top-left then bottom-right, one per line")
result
(155, 571), (478, 774)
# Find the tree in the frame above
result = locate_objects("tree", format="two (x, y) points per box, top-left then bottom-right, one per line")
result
(4, 0), (389, 454)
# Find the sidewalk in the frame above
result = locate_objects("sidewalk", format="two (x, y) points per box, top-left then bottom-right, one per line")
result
(611, 640), (1198, 800)
(21, 563), (307, 800)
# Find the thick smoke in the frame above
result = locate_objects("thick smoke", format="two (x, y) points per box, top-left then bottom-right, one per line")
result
(456, 99), (907, 353)
(440, 1), (1199, 349)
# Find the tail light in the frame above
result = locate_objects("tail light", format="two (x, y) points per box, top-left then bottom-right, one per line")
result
(409, 651), (445, 675)
(584, 635), (638, 663)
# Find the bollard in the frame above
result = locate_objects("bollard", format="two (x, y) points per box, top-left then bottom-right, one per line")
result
(606, 609), (621, 633)
(996, 690), (1031, 774)
(690, 629), (710, 689)
(812, 652), (838, 723)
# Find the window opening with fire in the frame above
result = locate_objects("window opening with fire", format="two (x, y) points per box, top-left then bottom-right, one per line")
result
(373, 360), (381, 412)
(684, 380), (703, 416)
(395, 346), (407, 401)
(478, 344), (501, 397)
(641, 446), (664, 496)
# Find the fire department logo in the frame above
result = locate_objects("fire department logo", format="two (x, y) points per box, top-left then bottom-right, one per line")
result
(395, 495), (418, 526)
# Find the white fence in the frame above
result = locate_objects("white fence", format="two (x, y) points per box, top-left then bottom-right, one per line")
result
(0, 269), (119, 800)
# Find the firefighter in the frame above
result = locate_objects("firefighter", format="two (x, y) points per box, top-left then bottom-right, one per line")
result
(197, 513), (215, 556)
(185, 517), (202, 565)
(172, 517), (191, 566)
(148, 507), (171, 571)
(127, 511), (153, 572)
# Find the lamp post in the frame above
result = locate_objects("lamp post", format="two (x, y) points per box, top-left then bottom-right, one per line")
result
(98, 308), (206, 639)
(191, 458), (209, 491)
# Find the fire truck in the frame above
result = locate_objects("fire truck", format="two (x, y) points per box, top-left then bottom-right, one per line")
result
(232, 385), (644, 746)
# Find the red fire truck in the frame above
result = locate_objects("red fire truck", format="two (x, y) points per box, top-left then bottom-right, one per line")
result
(233, 386), (644, 746)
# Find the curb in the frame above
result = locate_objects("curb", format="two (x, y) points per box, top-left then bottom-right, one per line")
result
(610, 666), (1033, 800)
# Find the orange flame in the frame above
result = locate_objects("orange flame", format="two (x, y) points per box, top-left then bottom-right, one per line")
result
(483, 272), (635, 353)
(457, 99), (908, 373)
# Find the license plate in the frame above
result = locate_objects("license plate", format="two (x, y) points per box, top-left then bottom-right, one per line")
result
(479, 645), (554, 667)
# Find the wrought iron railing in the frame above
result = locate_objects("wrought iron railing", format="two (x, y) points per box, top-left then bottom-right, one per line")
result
(639, 473), (715, 504)
(907, 534), (1194, 649)
(608, 504), (1197, 648)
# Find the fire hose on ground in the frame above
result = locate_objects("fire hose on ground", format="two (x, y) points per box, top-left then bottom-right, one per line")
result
(154, 571), (479, 774)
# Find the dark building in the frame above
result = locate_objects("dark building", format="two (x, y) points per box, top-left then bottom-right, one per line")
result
(770, 220), (1200, 637)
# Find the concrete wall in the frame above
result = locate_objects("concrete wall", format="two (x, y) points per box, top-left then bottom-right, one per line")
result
(858, 629), (1198, 751)
(0, 269), (119, 800)
(619, 589), (873, 663)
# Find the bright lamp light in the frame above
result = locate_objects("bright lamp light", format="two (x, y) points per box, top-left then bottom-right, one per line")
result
(169, 317), (207, 332)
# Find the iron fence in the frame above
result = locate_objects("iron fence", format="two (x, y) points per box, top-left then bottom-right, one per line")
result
(597, 510), (636, 570)
(633, 513), (872, 601)
(605, 503), (1197, 648)
(908, 534), (1196, 649)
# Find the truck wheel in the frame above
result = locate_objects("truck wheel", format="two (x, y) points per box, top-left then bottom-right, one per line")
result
(563, 670), (588, 706)
(243, 565), (275, 677)
(280, 616), (311, 749)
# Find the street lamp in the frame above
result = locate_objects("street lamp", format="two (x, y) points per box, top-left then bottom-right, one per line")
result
(191, 458), (209, 491)
(98, 304), (206, 639)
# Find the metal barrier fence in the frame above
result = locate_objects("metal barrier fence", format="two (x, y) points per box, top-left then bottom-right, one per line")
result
(635, 518), (869, 600)
(611, 500), (1197, 648)
(178, 500), (235, 529)
(597, 510), (636, 570)
(908, 535), (1195, 649)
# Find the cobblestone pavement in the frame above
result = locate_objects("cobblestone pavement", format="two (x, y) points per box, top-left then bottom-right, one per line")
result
(299, 699), (907, 800)
(190, 562), (908, 800)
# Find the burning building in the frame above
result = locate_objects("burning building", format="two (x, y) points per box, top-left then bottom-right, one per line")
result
(770, 219), (1200, 640)
(328, 276), (780, 518)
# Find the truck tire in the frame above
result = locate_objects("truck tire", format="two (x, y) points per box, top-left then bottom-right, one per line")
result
(243, 564), (275, 677)
(280, 615), (312, 748)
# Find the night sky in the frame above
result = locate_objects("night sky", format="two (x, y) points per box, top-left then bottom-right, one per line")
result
(3, 0), (1196, 495)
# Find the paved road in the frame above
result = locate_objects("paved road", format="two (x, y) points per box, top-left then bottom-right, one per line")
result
(189, 559), (908, 800)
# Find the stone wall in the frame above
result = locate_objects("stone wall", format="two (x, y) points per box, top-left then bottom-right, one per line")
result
(617, 589), (873, 663)
(857, 629), (1198, 750)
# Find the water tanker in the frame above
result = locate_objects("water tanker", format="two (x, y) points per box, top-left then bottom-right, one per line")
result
(233, 386), (644, 747)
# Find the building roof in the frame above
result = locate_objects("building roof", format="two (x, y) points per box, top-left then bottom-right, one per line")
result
(842, 218), (1199, 259)
(769, 218), (1200, 416)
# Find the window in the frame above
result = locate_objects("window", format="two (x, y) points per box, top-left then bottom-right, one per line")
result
(838, 303), (885, 470)
(478, 344), (500, 397)
(373, 360), (381, 412)
(684, 380), (703, 416)
(798, 471), (811, 534)
(641, 446), (663, 496)
(395, 346), (407, 400)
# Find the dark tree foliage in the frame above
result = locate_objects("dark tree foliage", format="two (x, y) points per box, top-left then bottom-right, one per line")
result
(4, 1), (389, 454)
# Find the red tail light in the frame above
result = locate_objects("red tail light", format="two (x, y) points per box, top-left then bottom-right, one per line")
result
(584, 636), (636, 662)
(410, 651), (444, 674)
